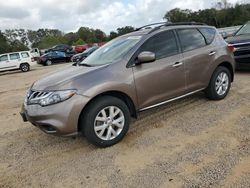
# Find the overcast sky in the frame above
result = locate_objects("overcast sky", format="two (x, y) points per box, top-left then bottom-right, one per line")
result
(0, 0), (248, 33)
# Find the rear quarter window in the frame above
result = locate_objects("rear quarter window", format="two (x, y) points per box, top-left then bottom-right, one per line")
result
(21, 52), (30, 58)
(199, 28), (216, 44)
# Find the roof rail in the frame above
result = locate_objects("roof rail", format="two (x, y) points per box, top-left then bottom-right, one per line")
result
(135, 22), (167, 31)
(136, 21), (207, 33)
(148, 22), (207, 34)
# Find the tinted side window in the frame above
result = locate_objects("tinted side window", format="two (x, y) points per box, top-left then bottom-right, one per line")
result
(9, 53), (20, 60)
(0, 55), (8, 62)
(177, 29), (206, 52)
(141, 31), (179, 60)
(199, 28), (216, 44)
(21, 52), (30, 58)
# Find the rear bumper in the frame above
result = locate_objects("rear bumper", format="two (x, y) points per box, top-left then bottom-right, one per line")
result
(20, 94), (90, 136)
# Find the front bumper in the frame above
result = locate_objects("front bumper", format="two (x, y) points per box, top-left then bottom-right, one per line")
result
(233, 45), (250, 67)
(20, 94), (90, 136)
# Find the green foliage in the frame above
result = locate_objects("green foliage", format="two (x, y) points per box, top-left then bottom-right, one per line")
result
(164, 3), (250, 28)
(35, 36), (67, 49)
(109, 26), (135, 40)
(73, 38), (86, 46)
(0, 31), (10, 54)
(9, 40), (29, 52)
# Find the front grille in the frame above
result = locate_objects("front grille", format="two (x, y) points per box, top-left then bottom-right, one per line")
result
(27, 90), (52, 102)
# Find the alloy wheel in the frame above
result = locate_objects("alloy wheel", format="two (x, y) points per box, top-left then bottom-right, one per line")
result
(94, 106), (125, 141)
(215, 72), (229, 96)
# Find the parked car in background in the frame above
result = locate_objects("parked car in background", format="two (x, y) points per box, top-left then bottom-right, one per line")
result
(21, 22), (235, 147)
(75, 44), (92, 53)
(38, 51), (71, 66)
(218, 25), (241, 39)
(0, 51), (36, 72)
(47, 44), (73, 53)
(226, 21), (250, 69)
(30, 48), (40, 57)
(74, 43), (107, 53)
(71, 46), (99, 63)
(30, 48), (41, 62)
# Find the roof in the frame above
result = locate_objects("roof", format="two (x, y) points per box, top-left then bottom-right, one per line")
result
(125, 22), (212, 37)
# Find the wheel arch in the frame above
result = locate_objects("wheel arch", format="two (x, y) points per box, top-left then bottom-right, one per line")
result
(19, 62), (30, 67)
(217, 61), (234, 82)
(77, 90), (137, 132)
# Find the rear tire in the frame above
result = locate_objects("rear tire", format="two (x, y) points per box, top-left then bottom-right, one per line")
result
(205, 66), (231, 100)
(80, 96), (130, 147)
(20, 63), (30, 72)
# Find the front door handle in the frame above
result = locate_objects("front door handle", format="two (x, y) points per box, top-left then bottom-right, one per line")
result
(209, 51), (216, 56)
(172, 62), (183, 68)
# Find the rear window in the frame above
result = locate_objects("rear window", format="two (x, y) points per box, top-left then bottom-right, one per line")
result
(21, 52), (30, 58)
(0, 55), (8, 62)
(9, 53), (20, 60)
(199, 28), (216, 44)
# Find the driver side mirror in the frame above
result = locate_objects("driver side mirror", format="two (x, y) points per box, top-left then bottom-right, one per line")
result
(136, 51), (156, 65)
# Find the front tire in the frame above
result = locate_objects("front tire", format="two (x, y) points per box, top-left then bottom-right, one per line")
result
(80, 96), (130, 147)
(45, 60), (52, 66)
(20, 63), (30, 72)
(205, 66), (231, 100)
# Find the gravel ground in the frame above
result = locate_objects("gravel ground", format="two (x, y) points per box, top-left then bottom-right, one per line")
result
(0, 64), (249, 188)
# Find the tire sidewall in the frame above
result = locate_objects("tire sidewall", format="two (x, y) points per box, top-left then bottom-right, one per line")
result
(210, 67), (231, 100)
(46, 60), (52, 66)
(20, 63), (30, 72)
(82, 96), (130, 147)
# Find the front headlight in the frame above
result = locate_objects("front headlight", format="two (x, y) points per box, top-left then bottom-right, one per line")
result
(28, 90), (77, 107)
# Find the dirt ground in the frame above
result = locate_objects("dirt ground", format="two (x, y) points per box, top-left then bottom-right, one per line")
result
(0, 64), (250, 188)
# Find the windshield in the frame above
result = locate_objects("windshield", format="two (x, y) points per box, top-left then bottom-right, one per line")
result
(235, 22), (250, 36)
(80, 36), (141, 66)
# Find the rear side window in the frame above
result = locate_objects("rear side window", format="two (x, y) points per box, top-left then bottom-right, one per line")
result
(0, 55), (8, 62)
(199, 28), (216, 44)
(177, 29), (206, 52)
(140, 30), (179, 59)
(21, 52), (30, 58)
(9, 53), (20, 60)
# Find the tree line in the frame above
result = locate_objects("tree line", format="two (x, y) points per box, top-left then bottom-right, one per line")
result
(164, 3), (250, 28)
(0, 26), (135, 54)
(0, 1), (249, 54)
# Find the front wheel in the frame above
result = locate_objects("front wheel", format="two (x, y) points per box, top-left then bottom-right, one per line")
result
(45, 60), (52, 66)
(205, 66), (231, 100)
(80, 96), (130, 147)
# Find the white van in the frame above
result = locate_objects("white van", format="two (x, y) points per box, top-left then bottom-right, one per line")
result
(0, 51), (36, 72)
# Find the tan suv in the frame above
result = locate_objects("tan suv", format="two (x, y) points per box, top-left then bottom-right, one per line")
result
(20, 22), (235, 147)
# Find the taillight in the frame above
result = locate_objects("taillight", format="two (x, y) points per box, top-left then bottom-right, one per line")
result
(31, 57), (35, 62)
(227, 44), (236, 53)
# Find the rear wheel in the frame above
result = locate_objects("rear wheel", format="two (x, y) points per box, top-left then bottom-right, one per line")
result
(205, 66), (231, 100)
(20, 63), (30, 72)
(80, 96), (130, 147)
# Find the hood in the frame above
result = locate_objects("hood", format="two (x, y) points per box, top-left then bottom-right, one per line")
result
(32, 64), (107, 91)
(226, 34), (250, 45)
(73, 52), (87, 58)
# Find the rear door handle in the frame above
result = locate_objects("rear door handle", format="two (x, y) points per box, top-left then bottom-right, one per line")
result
(209, 51), (216, 56)
(172, 62), (183, 68)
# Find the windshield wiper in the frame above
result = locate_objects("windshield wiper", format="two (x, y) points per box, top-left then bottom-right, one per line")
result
(78, 63), (93, 67)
